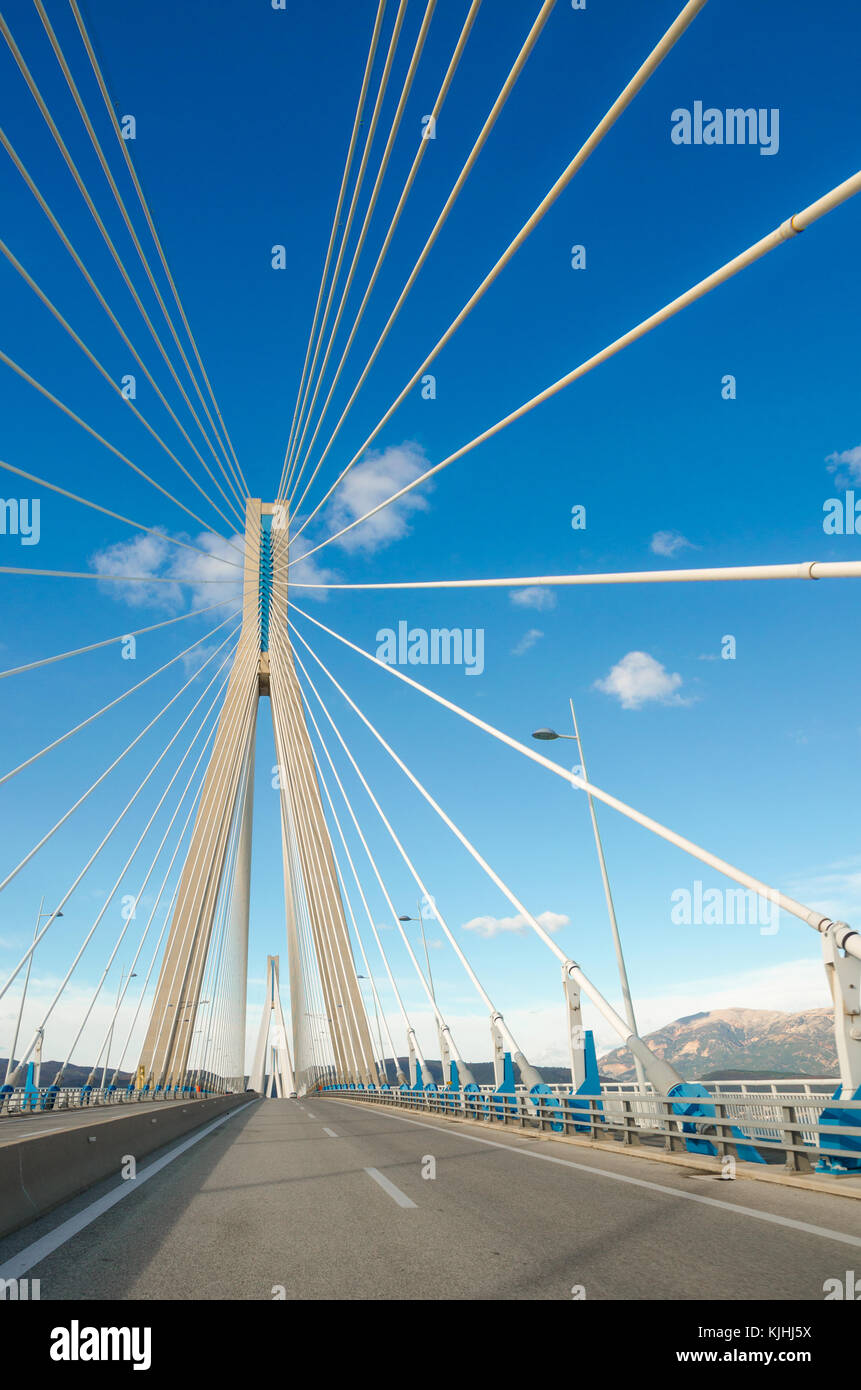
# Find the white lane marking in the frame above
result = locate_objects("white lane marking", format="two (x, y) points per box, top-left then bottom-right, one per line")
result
(364, 1166), (416, 1209)
(305, 1111), (316, 1119)
(330, 1101), (861, 1250)
(0, 1100), (258, 1280)
(322, 1127), (338, 1138)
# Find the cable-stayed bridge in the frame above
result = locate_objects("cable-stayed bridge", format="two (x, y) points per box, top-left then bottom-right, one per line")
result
(1, 0), (861, 1317)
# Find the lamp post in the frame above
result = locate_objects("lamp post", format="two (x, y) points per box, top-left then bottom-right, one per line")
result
(357, 974), (387, 1082)
(532, 700), (646, 1091)
(4, 898), (63, 1086)
(101, 966), (136, 1088)
(398, 903), (436, 1003)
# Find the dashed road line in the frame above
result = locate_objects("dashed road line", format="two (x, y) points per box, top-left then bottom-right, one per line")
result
(364, 1166), (416, 1209)
(328, 1099), (861, 1249)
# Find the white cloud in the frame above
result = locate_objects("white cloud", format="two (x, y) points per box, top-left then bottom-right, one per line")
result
(510, 586), (557, 611)
(593, 650), (684, 710)
(462, 910), (568, 939)
(511, 627), (543, 656)
(90, 530), (242, 612)
(327, 443), (432, 553)
(825, 444), (861, 486)
(650, 529), (693, 557)
(287, 533), (340, 601)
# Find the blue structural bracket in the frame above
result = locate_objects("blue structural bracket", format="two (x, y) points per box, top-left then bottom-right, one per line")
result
(258, 512), (273, 653)
(492, 1051), (517, 1120)
(462, 1080), (482, 1117)
(20, 1062), (39, 1113)
(411, 1059), (436, 1092)
(564, 1029), (604, 1134)
(530, 1082), (565, 1133)
(816, 1084), (861, 1173)
(669, 1081), (764, 1163)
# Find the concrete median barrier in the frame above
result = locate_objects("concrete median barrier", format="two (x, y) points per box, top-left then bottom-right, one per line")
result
(0, 1093), (254, 1240)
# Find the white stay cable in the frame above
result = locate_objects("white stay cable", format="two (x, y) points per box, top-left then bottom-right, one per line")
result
(290, 624), (535, 1067)
(0, 344), (244, 553)
(287, 558), (861, 593)
(291, 165), (861, 568)
(281, 0), (409, 492)
(311, 742), (401, 1079)
(0, 125), (249, 537)
(290, 0), (551, 522)
(293, 640), (481, 1069)
(158, 663), (260, 1084)
(188, 751), (249, 1089)
(0, 237), (244, 535)
(0, 459), (243, 573)
(286, 0), (438, 504)
(0, 609), (239, 787)
(278, 0), (388, 500)
(54, 663), (235, 1081)
(270, 632), (370, 1080)
(0, 598), (233, 682)
(286, 622), (655, 1075)
(270, 626), (430, 1076)
(290, 604), (858, 957)
(278, 638), (384, 1083)
(282, 785), (332, 1083)
(100, 713), (223, 1083)
(287, 0), (481, 515)
(146, 654), (260, 1085)
(3, 10), (244, 521)
(329, 840), (391, 1082)
(0, 622), (241, 981)
(288, 0), (704, 541)
(68, 0), (249, 503)
(5, 643), (240, 1080)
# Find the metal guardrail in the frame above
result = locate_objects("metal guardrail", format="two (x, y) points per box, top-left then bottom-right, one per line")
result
(322, 1083), (861, 1173)
(0, 1084), (229, 1116)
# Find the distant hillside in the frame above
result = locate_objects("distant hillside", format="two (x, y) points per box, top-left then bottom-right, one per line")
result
(0, 1060), (132, 1087)
(598, 1008), (838, 1082)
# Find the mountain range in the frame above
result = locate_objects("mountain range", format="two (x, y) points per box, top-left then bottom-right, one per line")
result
(598, 1007), (838, 1082)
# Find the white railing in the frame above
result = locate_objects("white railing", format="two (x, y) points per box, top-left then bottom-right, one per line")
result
(0, 1083), (228, 1116)
(319, 1078), (859, 1174)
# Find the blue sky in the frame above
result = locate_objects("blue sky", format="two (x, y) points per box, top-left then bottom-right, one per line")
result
(1, 0), (860, 1076)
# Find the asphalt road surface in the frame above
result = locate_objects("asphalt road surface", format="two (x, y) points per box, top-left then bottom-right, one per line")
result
(1, 1094), (860, 1300)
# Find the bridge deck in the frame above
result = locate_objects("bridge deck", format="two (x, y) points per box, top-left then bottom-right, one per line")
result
(2, 1095), (860, 1300)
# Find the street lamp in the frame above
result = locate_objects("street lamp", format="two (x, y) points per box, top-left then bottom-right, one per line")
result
(4, 899), (63, 1086)
(398, 908), (436, 1003)
(101, 967), (137, 1088)
(532, 700), (646, 1091)
(357, 974), (387, 1081)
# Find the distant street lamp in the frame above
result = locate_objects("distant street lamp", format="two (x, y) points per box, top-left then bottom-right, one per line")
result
(398, 905), (436, 1003)
(101, 966), (137, 1088)
(4, 898), (63, 1085)
(532, 700), (646, 1090)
